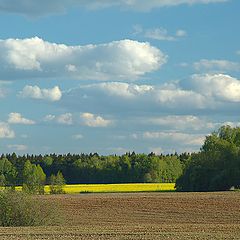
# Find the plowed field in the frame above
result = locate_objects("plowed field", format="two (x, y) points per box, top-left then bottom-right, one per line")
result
(0, 192), (239, 239)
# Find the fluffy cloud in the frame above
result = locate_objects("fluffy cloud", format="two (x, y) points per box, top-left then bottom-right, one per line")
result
(57, 113), (73, 125)
(20, 85), (62, 101)
(191, 74), (240, 102)
(8, 112), (35, 125)
(44, 113), (73, 125)
(7, 144), (28, 151)
(0, 0), (228, 16)
(80, 113), (112, 127)
(0, 37), (166, 81)
(64, 81), (207, 115)
(154, 88), (206, 109)
(62, 74), (240, 136)
(43, 115), (56, 122)
(81, 82), (153, 99)
(194, 59), (240, 72)
(148, 115), (214, 130)
(0, 122), (15, 138)
(142, 131), (205, 146)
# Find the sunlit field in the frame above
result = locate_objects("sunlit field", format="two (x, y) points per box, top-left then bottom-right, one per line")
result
(60, 183), (175, 194)
(14, 183), (175, 194)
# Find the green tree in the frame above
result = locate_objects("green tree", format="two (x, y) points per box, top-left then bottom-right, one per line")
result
(0, 174), (6, 187)
(0, 158), (17, 188)
(49, 171), (65, 194)
(22, 160), (46, 194)
(176, 125), (240, 191)
(43, 156), (53, 166)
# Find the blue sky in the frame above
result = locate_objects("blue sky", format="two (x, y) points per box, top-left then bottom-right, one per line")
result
(0, 0), (240, 155)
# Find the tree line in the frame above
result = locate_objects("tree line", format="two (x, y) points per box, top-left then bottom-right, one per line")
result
(0, 152), (185, 190)
(1, 125), (239, 192)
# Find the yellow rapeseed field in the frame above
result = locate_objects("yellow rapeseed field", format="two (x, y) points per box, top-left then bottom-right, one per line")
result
(13, 183), (175, 194)
(45, 183), (175, 194)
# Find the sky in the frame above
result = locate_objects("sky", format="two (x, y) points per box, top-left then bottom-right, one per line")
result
(0, 0), (240, 155)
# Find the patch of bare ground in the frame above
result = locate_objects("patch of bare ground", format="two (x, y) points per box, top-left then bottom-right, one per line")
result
(0, 192), (239, 239)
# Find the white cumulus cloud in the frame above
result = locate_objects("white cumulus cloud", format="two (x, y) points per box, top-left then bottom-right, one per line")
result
(80, 113), (112, 127)
(63, 73), (240, 122)
(8, 112), (35, 125)
(44, 113), (73, 125)
(82, 82), (153, 99)
(154, 88), (206, 109)
(57, 113), (73, 125)
(0, 37), (166, 81)
(20, 85), (62, 102)
(64, 81), (208, 115)
(0, 122), (15, 138)
(191, 74), (240, 102)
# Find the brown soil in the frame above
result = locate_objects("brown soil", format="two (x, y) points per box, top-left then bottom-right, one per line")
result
(0, 191), (239, 239)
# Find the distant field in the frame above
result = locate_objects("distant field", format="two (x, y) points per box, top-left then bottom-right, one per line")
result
(49, 182), (175, 193)
(0, 191), (239, 239)
(15, 183), (176, 194)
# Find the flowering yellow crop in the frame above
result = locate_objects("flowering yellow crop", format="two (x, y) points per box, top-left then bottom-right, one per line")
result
(12, 183), (175, 194)
(45, 183), (175, 194)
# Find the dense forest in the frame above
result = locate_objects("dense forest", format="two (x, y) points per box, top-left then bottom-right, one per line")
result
(1, 125), (240, 191)
(0, 151), (186, 187)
